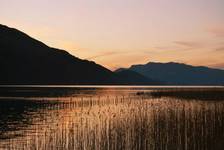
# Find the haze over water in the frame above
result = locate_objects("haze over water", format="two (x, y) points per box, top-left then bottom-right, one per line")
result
(0, 86), (223, 150)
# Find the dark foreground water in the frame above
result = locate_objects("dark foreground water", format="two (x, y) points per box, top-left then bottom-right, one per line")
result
(0, 86), (224, 150)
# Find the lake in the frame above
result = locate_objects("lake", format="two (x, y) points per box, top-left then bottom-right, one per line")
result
(0, 86), (224, 150)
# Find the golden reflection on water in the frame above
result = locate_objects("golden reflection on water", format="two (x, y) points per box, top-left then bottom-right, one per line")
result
(0, 88), (224, 150)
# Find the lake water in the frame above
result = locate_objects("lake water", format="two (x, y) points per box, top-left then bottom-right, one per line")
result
(0, 86), (224, 150)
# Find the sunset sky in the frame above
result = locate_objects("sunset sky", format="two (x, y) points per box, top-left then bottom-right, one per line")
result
(1, 0), (224, 70)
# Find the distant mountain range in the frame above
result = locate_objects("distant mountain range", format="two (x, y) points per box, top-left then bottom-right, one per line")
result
(0, 24), (159, 85)
(115, 69), (161, 85)
(1, 24), (224, 85)
(116, 62), (224, 85)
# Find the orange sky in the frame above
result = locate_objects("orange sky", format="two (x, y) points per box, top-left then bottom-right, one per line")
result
(1, 0), (224, 70)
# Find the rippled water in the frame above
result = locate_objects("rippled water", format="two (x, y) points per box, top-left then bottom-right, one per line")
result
(0, 86), (224, 150)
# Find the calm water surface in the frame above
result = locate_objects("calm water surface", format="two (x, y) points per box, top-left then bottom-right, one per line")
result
(0, 86), (224, 150)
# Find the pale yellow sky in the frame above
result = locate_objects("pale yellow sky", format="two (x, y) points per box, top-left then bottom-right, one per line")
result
(1, 0), (224, 70)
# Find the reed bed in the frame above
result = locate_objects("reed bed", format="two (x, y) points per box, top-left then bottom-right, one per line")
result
(140, 88), (224, 101)
(0, 94), (224, 150)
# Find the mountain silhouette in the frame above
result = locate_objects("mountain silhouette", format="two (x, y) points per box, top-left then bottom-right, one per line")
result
(0, 24), (117, 85)
(115, 69), (161, 85)
(0, 24), (159, 85)
(119, 62), (224, 85)
(3, 24), (222, 85)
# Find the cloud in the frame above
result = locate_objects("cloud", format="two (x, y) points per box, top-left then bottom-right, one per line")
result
(154, 43), (196, 52)
(154, 46), (170, 49)
(215, 47), (224, 51)
(86, 49), (155, 60)
(154, 45), (181, 50)
(86, 52), (119, 60)
(174, 41), (201, 48)
(207, 26), (224, 38)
